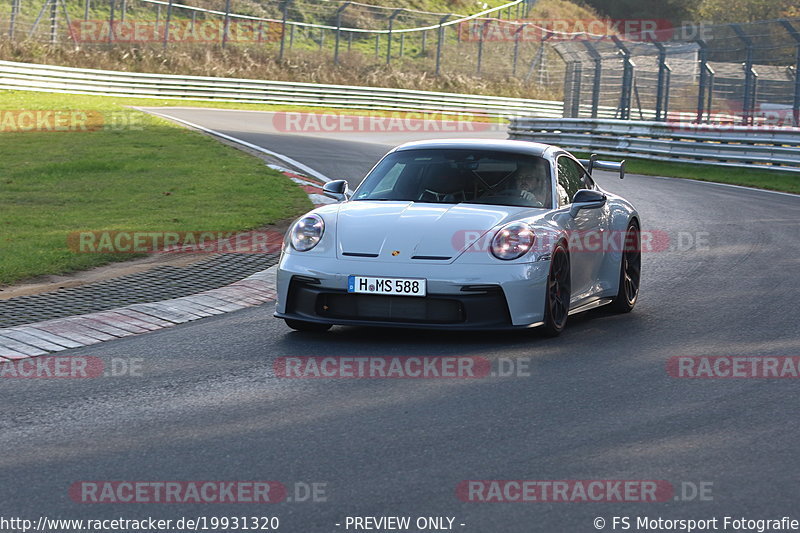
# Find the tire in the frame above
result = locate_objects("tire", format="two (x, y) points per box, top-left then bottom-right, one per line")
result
(541, 242), (571, 337)
(284, 319), (332, 332)
(611, 221), (641, 313)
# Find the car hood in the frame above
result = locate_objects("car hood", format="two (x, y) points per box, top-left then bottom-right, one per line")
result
(334, 201), (531, 261)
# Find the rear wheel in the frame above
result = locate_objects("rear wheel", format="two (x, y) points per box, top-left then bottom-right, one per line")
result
(541, 242), (571, 337)
(611, 221), (641, 313)
(285, 319), (332, 332)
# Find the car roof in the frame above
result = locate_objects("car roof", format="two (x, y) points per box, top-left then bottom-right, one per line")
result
(392, 138), (553, 157)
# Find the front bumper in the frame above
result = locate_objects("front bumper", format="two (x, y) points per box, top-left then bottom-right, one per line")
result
(274, 253), (550, 330)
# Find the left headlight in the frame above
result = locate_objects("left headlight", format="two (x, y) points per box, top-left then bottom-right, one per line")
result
(289, 214), (325, 252)
(491, 222), (535, 260)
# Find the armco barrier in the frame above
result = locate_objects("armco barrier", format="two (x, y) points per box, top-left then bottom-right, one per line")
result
(0, 60), (563, 119)
(509, 118), (800, 173)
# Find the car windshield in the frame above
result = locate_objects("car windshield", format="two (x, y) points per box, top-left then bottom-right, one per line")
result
(352, 149), (553, 209)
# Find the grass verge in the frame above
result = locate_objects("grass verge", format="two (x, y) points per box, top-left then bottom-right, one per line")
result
(572, 152), (800, 195)
(0, 90), (312, 286)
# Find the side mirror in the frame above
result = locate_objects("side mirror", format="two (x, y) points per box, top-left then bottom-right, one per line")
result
(569, 189), (607, 217)
(322, 180), (351, 202)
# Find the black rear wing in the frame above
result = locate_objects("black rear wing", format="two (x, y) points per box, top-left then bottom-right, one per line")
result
(578, 154), (626, 179)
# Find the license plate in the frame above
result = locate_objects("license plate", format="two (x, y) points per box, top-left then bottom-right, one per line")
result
(348, 276), (426, 297)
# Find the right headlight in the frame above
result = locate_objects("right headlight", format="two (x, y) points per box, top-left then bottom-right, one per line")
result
(289, 214), (324, 252)
(490, 222), (535, 260)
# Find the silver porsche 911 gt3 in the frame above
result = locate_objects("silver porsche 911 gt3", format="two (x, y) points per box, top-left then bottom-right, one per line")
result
(274, 139), (640, 335)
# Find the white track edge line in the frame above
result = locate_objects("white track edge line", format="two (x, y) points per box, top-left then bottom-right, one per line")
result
(134, 107), (331, 183)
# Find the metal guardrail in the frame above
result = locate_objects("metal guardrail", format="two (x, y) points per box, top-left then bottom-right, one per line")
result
(0, 60), (564, 119)
(509, 118), (800, 173)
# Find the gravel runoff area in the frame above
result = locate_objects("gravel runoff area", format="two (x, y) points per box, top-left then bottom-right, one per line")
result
(0, 253), (280, 329)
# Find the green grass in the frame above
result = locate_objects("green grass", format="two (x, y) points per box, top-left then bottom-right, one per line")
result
(0, 90), (312, 286)
(571, 152), (800, 194)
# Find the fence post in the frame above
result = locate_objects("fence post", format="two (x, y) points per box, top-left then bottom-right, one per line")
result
(108, 0), (115, 43)
(704, 63), (715, 123)
(319, 28), (324, 49)
(84, 0), (89, 21)
(49, 0), (57, 44)
(612, 35), (634, 120)
(476, 20), (488, 75)
(581, 40), (602, 118)
(222, 0), (231, 48)
(279, 0), (290, 60)
(663, 64), (672, 118)
(750, 67), (759, 123)
(421, 29), (426, 54)
(731, 24), (755, 125)
(120, 0), (125, 22)
(435, 14), (450, 76)
(653, 40), (671, 121)
(572, 62), (582, 117)
(9, 0), (20, 38)
(562, 61), (582, 118)
(399, 33), (404, 57)
(512, 24), (527, 77)
(374, 33), (380, 58)
(780, 19), (800, 127)
(334, 2), (350, 65)
(696, 39), (708, 123)
(163, 0), (173, 49)
(387, 9), (402, 65)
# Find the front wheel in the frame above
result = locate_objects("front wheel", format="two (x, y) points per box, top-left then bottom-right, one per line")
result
(284, 319), (332, 332)
(610, 221), (641, 313)
(541, 242), (571, 337)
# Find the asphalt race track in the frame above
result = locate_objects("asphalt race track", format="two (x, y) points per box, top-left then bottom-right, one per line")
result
(2, 109), (799, 532)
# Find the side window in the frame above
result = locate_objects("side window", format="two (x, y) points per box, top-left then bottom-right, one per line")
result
(556, 156), (584, 206)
